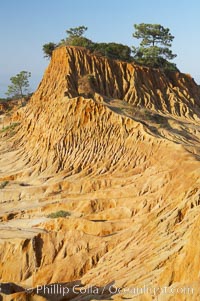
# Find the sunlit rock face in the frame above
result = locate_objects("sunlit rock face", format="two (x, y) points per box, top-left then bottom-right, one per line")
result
(0, 46), (200, 300)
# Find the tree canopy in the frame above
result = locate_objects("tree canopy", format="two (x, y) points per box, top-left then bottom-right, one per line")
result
(66, 26), (88, 38)
(132, 23), (177, 70)
(42, 24), (178, 70)
(6, 71), (31, 99)
(43, 42), (57, 59)
(61, 26), (91, 47)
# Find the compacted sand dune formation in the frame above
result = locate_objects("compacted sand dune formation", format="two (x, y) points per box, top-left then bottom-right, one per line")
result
(0, 46), (200, 300)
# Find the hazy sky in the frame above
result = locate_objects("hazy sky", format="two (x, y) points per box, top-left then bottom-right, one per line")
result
(0, 0), (199, 97)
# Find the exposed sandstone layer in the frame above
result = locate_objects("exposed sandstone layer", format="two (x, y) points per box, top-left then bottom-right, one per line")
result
(0, 46), (200, 300)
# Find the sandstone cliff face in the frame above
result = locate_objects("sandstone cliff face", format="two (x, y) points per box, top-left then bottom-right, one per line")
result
(0, 46), (200, 300)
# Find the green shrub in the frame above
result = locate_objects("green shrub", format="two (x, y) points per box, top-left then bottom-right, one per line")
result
(0, 181), (9, 189)
(134, 56), (178, 71)
(43, 42), (57, 59)
(78, 74), (96, 97)
(88, 42), (132, 62)
(87, 74), (96, 84)
(1, 122), (20, 137)
(64, 36), (94, 48)
(47, 210), (71, 218)
(1, 122), (20, 133)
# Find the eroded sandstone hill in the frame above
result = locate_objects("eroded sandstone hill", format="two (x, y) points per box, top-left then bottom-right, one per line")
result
(0, 46), (200, 300)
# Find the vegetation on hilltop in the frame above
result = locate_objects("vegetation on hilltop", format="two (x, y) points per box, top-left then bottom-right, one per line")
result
(42, 24), (178, 71)
(43, 25), (132, 62)
(5, 24), (178, 100)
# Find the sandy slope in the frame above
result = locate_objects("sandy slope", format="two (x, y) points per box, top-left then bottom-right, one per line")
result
(0, 47), (200, 300)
